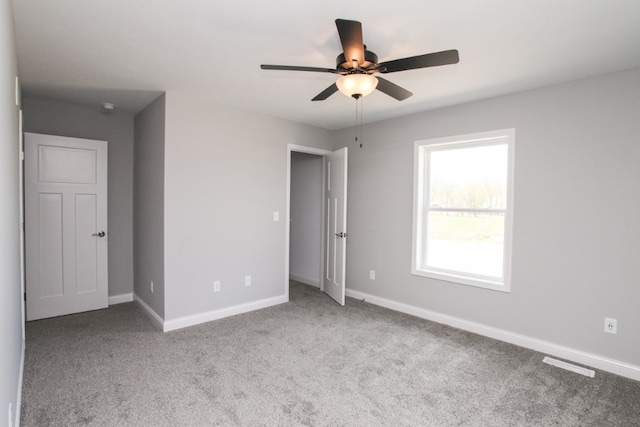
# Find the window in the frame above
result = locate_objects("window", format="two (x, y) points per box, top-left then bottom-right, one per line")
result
(412, 129), (514, 292)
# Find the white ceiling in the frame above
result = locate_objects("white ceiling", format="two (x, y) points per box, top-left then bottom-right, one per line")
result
(12, 0), (640, 130)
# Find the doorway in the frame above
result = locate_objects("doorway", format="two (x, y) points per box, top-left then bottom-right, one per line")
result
(289, 151), (324, 288)
(285, 144), (348, 306)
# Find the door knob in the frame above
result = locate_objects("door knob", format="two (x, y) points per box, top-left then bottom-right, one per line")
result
(92, 231), (106, 237)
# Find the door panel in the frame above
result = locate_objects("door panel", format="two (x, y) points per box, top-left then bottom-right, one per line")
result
(75, 194), (98, 294)
(38, 193), (64, 298)
(323, 147), (348, 305)
(25, 133), (108, 321)
(39, 145), (97, 184)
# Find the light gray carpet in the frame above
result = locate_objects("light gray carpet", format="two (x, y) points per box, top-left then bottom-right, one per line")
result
(22, 282), (640, 426)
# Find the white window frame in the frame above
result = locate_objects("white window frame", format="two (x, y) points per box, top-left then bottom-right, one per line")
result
(412, 129), (515, 292)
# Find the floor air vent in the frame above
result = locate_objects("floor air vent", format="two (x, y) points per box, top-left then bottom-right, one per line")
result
(543, 356), (595, 378)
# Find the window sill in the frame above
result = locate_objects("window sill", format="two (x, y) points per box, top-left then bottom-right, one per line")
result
(411, 268), (511, 293)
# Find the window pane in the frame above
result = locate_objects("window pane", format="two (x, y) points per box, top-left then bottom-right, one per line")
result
(429, 144), (507, 209)
(424, 211), (504, 278)
(413, 129), (514, 291)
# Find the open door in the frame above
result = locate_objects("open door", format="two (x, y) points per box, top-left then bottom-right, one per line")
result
(323, 147), (348, 305)
(25, 133), (109, 320)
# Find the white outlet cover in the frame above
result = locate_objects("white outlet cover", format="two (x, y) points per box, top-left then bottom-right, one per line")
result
(245, 276), (251, 286)
(604, 317), (617, 334)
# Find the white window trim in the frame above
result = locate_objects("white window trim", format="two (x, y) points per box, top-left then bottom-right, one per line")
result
(411, 129), (515, 293)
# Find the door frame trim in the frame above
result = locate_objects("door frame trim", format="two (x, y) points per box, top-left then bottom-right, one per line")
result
(285, 144), (332, 299)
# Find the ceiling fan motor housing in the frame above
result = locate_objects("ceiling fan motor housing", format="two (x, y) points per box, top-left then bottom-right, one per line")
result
(336, 49), (378, 73)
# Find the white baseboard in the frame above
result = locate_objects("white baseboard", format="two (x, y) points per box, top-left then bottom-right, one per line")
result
(346, 288), (640, 382)
(134, 293), (289, 333)
(108, 293), (133, 305)
(289, 273), (320, 288)
(133, 294), (164, 331)
(163, 294), (289, 332)
(14, 339), (25, 427)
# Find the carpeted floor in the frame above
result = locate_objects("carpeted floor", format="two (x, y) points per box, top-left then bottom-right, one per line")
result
(22, 282), (640, 426)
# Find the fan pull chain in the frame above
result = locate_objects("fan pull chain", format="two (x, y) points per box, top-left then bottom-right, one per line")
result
(354, 97), (364, 148)
(354, 98), (359, 147)
(359, 97), (364, 148)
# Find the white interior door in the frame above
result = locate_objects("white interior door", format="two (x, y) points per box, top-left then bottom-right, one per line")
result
(323, 147), (348, 305)
(25, 133), (108, 321)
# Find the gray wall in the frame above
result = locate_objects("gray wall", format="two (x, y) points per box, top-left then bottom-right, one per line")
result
(133, 94), (166, 318)
(290, 152), (323, 287)
(0, 0), (23, 425)
(334, 68), (640, 366)
(162, 91), (333, 320)
(21, 97), (135, 299)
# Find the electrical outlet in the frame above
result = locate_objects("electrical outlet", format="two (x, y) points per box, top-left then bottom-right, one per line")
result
(214, 281), (221, 292)
(369, 270), (376, 280)
(150, 280), (154, 293)
(273, 211), (279, 221)
(245, 275), (252, 286)
(604, 318), (617, 334)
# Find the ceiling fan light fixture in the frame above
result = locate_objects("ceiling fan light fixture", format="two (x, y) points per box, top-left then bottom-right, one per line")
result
(336, 74), (378, 99)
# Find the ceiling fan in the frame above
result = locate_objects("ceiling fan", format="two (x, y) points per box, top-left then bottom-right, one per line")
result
(261, 19), (460, 101)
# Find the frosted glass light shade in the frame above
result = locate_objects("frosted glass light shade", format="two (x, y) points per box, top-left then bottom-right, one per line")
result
(336, 74), (378, 98)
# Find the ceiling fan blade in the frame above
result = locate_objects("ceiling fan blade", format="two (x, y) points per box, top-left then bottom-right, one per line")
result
(335, 19), (365, 66)
(261, 64), (340, 74)
(311, 83), (339, 101)
(375, 77), (413, 101)
(379, 49), (459, 74)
